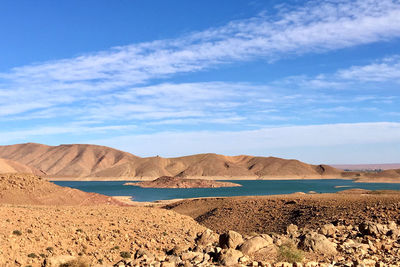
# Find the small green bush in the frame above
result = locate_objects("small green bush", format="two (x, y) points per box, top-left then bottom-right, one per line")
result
(46, 246), (54, 252)
(111, 245), (120, 250)
(278, 241), (304, 263)
(12, 230), (22, 236)
(27, 253), (37, 258)
(59, 259), (89, 267)
(120, 251), (131, 258)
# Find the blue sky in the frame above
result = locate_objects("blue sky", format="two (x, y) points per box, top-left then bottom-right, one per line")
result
(0, 0), (400, 164)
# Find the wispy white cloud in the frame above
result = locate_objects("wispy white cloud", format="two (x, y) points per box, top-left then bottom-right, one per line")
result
(0, 124), (136, 143)
(338, 56), (400, 82)
(93, 122), (400, 158)
(0, 0), (399, 113)
(275, 55), (400, 92)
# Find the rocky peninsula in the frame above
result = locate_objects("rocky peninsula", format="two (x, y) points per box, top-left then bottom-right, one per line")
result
(124, 176), (242, 188)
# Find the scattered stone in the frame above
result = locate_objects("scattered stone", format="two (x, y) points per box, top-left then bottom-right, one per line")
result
(43, 255), (76, 266)
(359, 221), (388, 237)
(319, 224), (336, 237)
(219, 230), (244, 249)
(218, 248), (243, 266)
(240, 235), (273, 255)
(299, 231), (337, 256)
(196, 229), (218, 246)
(286, 224), (298, 237)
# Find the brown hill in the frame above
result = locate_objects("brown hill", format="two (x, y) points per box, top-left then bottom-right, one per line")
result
(0, 158), (44, 175)
(352, 169), (400, 183)
(366, 169), (400, 179)
(0, 173), (124, 206)
(332, 163), (400, 171)
(93, 154), (343, 179)
(0, 143), (138, 177)
(0, 143), (348, 179)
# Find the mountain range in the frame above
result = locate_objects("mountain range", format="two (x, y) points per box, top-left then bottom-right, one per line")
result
(0, 143), (343, 179)
(0, 143), (398, 181)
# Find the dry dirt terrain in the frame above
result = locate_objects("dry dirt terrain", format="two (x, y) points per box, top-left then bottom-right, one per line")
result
(0, 173), (124, 206)
(0, 205), (207, 266)
(124, 176), (241, 188)
(166, 190), (400, 235)
(2, 174), (400, 266)
(0, 173), (206, 266)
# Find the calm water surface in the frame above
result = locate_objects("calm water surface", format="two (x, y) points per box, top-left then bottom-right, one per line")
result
(52, 179), (400, 202)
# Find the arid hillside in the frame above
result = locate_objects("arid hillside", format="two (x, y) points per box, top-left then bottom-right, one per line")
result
(0, 143), (345, 179)
(333, 163), (400, 170)
(0, 158), (44, 175)
(0, 143), (138, 177)
(0, 173), (124, 206)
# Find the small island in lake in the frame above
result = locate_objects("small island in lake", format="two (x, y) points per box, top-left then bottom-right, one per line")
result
(124, 176), (242, 188)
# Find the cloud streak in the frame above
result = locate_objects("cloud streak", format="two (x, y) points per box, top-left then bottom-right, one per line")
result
(93, 122), (400, 158)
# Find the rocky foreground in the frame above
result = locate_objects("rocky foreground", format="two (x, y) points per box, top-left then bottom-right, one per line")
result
(114, 220), (400, 267)
(2, 203), (400, 267)
(2, 174), (400, 266)
(0, 205), (206, 266)
(124, 176), (241, 188)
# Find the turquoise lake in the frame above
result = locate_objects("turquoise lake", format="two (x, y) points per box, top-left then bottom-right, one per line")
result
(52, 179), (400, 202)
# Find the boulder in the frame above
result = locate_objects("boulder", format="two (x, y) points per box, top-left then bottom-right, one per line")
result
(43, 255), (76, 266)
(319, 224), (336, 237)
(181, 251), (203, 262)
(161, 261), (176, 267)
(240, 235), (273, 255)
(359, 222), (388, 237)
(219, 230), (244, 249)
(135, 248), (154, 260)
(299, 231), (337, 256)
(286, 224), (299, 237)
(218, 248), (243, 266)
(196, 229), (218, 246)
